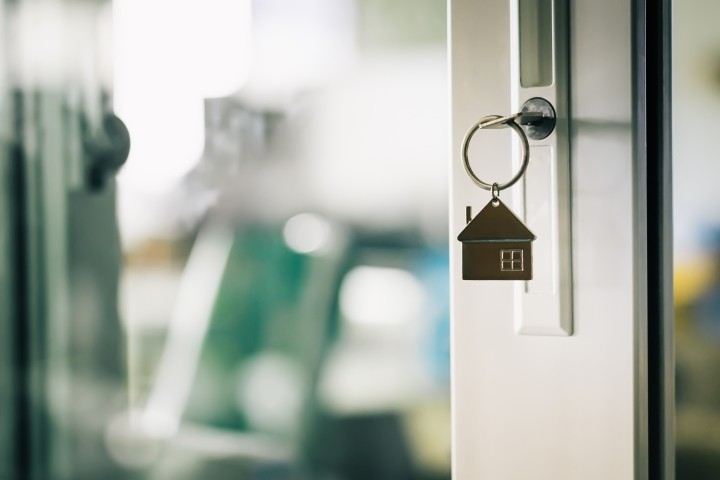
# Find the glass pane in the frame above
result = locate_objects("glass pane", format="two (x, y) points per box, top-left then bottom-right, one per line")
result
(8, 1), (451, 479)
(674, 1), (720, 478)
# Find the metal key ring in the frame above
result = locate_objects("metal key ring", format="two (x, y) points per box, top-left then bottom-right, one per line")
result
(461, 114), (530, 191)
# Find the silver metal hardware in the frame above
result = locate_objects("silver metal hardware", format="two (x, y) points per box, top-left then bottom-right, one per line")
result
(461, 114), (530, 191)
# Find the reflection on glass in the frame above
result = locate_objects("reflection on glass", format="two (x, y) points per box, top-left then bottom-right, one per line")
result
(674, 1), (720, 478)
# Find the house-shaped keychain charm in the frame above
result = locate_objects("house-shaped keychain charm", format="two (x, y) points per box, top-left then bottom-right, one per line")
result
(457, 198), (536, 280)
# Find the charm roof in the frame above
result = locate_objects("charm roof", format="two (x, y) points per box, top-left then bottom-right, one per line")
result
(457, 198), (536, 242)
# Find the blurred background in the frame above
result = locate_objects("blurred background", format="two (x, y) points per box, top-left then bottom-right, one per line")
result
(10, 0), (720, 478)
(674, 0), (720, 478)
(0, 0), (450, 479)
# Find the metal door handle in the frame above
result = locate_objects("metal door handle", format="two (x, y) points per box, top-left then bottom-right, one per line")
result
(509, 0), (572, 336)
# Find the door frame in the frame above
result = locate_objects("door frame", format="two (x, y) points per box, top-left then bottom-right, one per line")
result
(635, 0), (674, 477)
(449, 0), (674, 478)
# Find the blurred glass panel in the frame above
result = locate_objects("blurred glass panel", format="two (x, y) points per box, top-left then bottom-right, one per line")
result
(3, 0), (448, 478)
(674, 1), (720, 478)
(110, 1), (450, 480)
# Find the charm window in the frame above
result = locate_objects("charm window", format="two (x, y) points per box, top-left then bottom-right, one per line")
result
(500, 249), (524, 272)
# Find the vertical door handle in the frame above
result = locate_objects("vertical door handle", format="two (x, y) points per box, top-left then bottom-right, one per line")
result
(509, 0), (573, 336)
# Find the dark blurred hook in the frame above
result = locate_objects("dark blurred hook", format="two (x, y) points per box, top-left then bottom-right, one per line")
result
(83, 112), (130, 191)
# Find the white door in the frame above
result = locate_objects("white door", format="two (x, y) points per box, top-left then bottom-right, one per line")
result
(450, 1), (672, 479)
